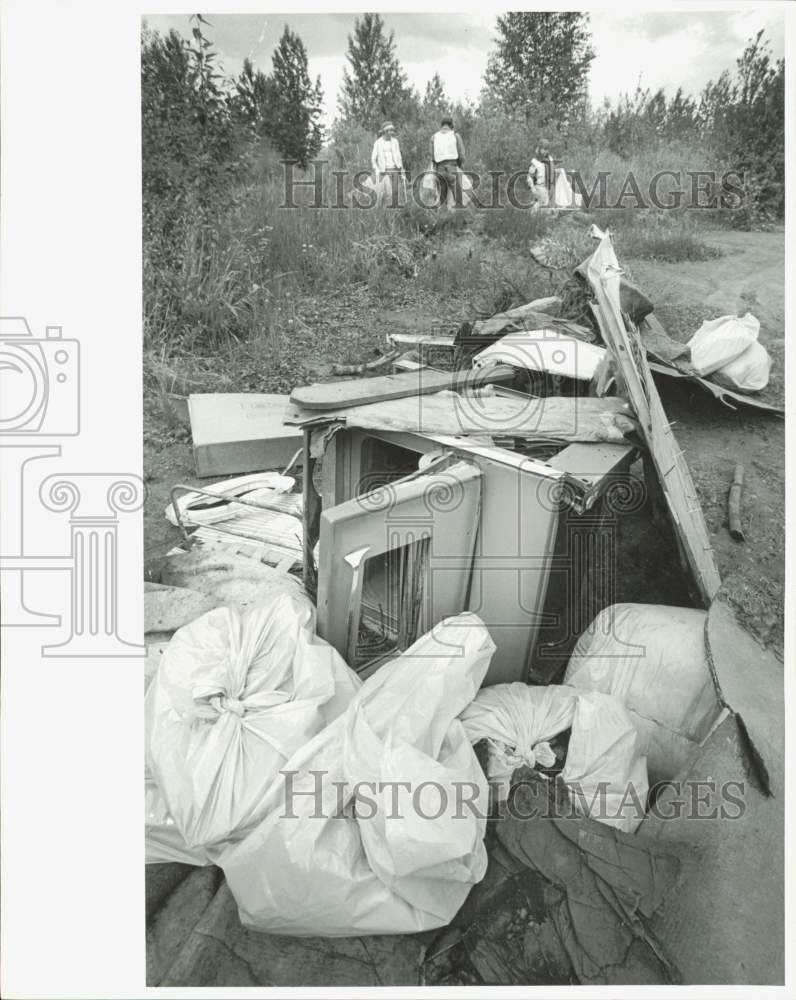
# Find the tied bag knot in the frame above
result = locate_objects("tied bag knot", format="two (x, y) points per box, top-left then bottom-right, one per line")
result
(491, 737), (557, 775)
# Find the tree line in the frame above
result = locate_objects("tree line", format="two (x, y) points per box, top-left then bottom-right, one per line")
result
(142, 12), (785, 224)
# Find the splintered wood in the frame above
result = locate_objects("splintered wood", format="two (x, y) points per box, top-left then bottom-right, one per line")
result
(584, 228), (721, 606)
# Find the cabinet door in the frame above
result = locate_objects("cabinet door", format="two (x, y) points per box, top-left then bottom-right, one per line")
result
(317, 460), (481, 676)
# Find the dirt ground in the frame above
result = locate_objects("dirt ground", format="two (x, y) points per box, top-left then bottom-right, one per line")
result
(629, 230), (785, 655)
(143, 226), (785, 656)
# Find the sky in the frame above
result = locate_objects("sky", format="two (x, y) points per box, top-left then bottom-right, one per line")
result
(142, 8), (786, 128)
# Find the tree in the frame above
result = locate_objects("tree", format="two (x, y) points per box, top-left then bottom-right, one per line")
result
(338, 13), (417, 130)
(231, 57), (278, 139)
(697, 70), (735, 134)
(422, 72), (449, 114)
(664, 87), (698, 140)
(603, 85), (661, 158)
(727, 31), (784, 218)
(699, 30), (784, 220)
(482, 12), (594, 124)
(141, 17), (237, 232)
(269, 25), (324, 166)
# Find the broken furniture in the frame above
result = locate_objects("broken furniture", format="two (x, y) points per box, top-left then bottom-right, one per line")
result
(288, 405), (636, 684)
(167, 475), (304, 572)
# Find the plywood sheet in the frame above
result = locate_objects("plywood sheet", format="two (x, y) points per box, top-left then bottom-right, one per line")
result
(583, 229), (721, 605)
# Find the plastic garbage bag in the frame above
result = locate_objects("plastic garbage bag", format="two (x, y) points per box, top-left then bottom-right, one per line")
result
(461, 682), (648, 832)
(446, 169), (473, 208)
(565, 603), (721, 784)
(219, 613), (495, 936)
(687, 313), (760, 376)
(420, 163), (437, 191)
(460, 683), (578, 798)
(145, 774), (212, 866)
(561, 691), (648, 832)
(552, 168), (583, 209)
(711, 338), (770, 393)
(145, 590), (361, 856)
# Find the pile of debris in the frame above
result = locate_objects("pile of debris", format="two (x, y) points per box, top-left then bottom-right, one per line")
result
(145, 226), (783, 987)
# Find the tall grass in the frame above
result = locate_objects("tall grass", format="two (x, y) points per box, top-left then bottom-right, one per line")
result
(143, 175), (431, 350)
(144, 130), (730, 354)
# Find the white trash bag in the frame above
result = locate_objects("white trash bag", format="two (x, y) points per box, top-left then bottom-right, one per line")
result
(561, 690), (649, 832)
(460, 682), (648, 832)
(711, 338), (770, 393)
(460, 683), (578, 799)
(219, 613), (495, 936)
(145, 590), (361, 856)
(551, 168), (584, 209)
(565, 603), (721, 784)
(145, 773), (212, 866)
(688, 313), (760, 376)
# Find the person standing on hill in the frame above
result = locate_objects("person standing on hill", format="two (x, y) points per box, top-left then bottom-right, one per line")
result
(527, 139), (555, 209)
(430, 117), (466, 208)
(371, 121), (405, 206)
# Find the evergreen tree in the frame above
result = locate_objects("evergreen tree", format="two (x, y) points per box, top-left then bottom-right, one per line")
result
(664, 87), (698, 140)
(338, 13), (416, 129)
(232, 57), (277, 139)
(269, 25), (324, 166)
(483, 12), (594, 123)
(697, 70), (735, 134)
(423, 72), (449, 114)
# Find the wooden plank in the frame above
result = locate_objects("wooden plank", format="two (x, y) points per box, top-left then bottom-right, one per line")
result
(583, 229), (721, 606)
(290, 365), (514, 410)
(386, 333), (456, 349)
(285, 391), (638, 444)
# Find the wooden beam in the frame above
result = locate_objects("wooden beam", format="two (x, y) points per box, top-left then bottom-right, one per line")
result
(583, 229), (721, 606)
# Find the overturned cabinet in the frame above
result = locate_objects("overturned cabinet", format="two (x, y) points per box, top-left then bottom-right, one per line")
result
(304, 425), (636, 685)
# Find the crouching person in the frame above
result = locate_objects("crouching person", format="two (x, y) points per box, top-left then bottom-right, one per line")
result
(431, 116), (466, 209)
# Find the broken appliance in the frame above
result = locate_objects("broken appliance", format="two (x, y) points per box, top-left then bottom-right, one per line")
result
(307, 426), (636, 685)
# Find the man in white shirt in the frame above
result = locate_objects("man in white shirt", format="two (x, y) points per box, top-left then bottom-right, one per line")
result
(527, 138), (554, 209)
(430, 116), (466, 209)
(371, 122), (405, 206)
